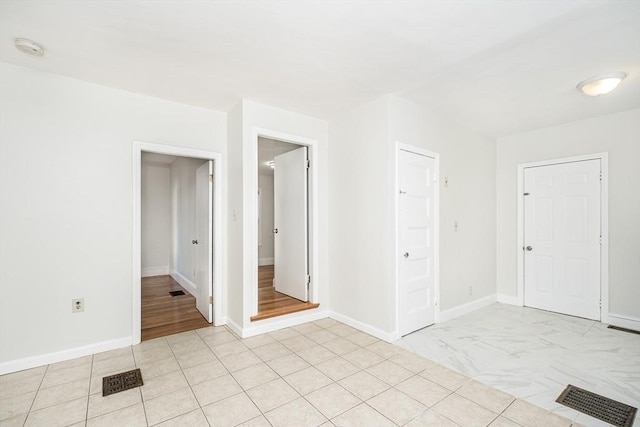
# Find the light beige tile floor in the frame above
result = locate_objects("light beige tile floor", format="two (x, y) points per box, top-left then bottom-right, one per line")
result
(0, 318), (583, 427)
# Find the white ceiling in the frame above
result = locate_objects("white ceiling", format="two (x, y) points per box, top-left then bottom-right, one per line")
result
(1, 1), (638, 137)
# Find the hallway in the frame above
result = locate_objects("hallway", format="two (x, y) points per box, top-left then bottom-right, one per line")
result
(141, 275), (209, 341)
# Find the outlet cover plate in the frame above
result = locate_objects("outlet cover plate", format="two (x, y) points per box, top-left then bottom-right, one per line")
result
(72, 298), (84, 313)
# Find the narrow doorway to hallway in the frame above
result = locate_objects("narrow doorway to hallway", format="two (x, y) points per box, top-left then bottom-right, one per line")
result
(141, 152), (214, 340)
(252, 137), (318, 321)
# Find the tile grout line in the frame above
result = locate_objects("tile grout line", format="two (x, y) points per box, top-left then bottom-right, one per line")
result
(171, 333), (212, 427)
(131, 342), (152, 427)
(84, 354), (94, 426)
(20, 364), (49, 427)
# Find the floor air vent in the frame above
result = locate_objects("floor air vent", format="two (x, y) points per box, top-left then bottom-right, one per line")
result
(169, 290), (185, 297)
(102, 368), (144, 397)
(556, 384), (637, 427)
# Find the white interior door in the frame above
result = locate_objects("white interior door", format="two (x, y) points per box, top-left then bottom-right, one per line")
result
(195, 160), (213, 322)
(524, 159), (601, 320)
(399, 150), (436, 336)
(274, 146), (308, 302)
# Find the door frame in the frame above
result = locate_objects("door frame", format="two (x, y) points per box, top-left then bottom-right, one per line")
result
(248, 128), (319, 318)
(516, 152), (609, 322)
(132, 141), (224, 345)
(394, 142), (440, 336)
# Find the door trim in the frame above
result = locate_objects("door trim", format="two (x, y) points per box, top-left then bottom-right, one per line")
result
(516, 153), (609, 322)
(394, 142), (440, 336)
(248, 128), (319, 319)
(132, 141), (225, 345)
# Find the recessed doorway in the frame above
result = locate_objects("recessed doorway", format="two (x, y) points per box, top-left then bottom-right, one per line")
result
(252, 137), (318, 321)
(250, 131), (320, 321)
(133, 142), (223, 345)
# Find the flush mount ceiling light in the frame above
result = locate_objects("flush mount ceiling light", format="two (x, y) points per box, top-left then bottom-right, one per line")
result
(577, 72), (626, 96)
(14, 38), (45, 57)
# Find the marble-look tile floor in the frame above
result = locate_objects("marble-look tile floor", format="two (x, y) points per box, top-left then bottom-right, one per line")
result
(397, 303), (640, 427)
(0, 316), (584, 427)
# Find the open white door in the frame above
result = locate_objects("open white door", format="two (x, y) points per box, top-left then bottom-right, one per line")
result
(195, 160), (213, 322)
(399, 149), (436, 336)
(274, 146), (308, 302)
(524, 159), (601, 320)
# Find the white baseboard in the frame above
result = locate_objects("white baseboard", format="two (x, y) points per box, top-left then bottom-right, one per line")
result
(329, 311), (398, 343)
(225, 317), (243, 338)
(225, 309), (329, 339)
(0, 336), (132, 376)
(258, 257), (274, 266)
(607, 313), (640, 331)
(142, 266), (169, 277)
(497, 293), (521, 306)
(439, 294), (497, 323)
(242, 310), (329, 338)
(170, 270), (197, 297)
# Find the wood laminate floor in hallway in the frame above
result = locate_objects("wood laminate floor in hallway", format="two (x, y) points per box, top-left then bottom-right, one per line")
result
(254, 265), (318, 321)
(141, 275), (209, 341)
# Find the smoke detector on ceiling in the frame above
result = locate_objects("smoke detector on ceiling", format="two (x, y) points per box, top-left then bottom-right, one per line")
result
(14, 38), (45, 57)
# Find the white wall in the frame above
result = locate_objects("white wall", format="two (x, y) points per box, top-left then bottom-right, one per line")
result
(226, 102), (244, 329)
(329, 96), (392, 332)
(258, 174), (275, 264)
(404, 98), (497, 312)
(496, 109), (640, 319)
(141, 162), (171, 276)
(0, 62), (226, 369)
(170, 157), (208, 293)
(329, 95), (497, 337)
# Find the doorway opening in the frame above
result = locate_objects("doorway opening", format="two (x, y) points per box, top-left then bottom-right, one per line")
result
(517, 154), (609, 321)
(250, 130), (320, 321)
(133, 142), (223, 345)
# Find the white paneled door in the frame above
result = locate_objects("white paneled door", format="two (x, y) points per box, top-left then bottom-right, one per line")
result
(274, 146), (308, 302)
(399, 149), (437, 336)
(524, 159), (601, 320)
(195, 160), (213, 322)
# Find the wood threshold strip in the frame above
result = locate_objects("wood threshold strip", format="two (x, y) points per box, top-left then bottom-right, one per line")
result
(251, 303), (320, 322)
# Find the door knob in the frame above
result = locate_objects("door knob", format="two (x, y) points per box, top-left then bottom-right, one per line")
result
(273, 228), (278, 234)
(192, 239), (199, 245)
(403, 252), (409, 258)
(526, 246), (533, 251)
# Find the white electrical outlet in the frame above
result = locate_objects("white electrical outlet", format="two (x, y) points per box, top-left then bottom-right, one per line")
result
(468, 286), (473, 296)
(72, 298), (84, 313)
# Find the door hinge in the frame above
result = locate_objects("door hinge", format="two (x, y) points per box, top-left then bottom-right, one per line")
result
(600, 171), (602, 181)
(306, 159), (310, 169)
(306, 275), (311, 292)
(209, 296), (213, 304)
(599, 235), (602, 245)
(209, 175), (214, 183)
